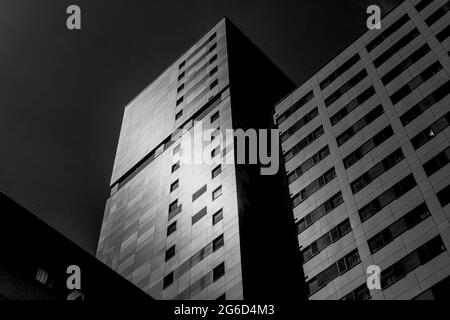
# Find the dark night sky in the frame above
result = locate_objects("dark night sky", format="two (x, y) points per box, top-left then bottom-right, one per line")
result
(0, 0), (401, 254)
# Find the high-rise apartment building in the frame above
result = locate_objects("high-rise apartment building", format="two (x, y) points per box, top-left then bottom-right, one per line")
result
(274, 0), (450, 300)
(97, 18), (304, 300)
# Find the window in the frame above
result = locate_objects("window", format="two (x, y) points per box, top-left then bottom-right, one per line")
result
(390, 61), (443, 105)
(175, 110), (183, 121)
(168, 200), (182, 220)
(173, 144), (181, 155)
(167, 221), (177, 236)
(437, 184), (450, 207)
(341, 283), (371, 300)
(177, 83), (184, 93)
(169, 200), (178, 213)
(210, 79), (218, 90)
(414, 275), (450, 300)
(373, 28), (420, 68)
(296, 192), (344, 234)
(170, 179), (179, 192)
(336, 105), (384, 146)
(343, 126), (394, 169)
(210, 66), (218, 76)
(423, 147), (450, 176)
(178, 72), (185, 81)
(165, 245), (176, 261)
(209, 43), (217, 52)
(172, 161), (180, 173)
(213, 234), (224, 251)
(411, 111), (450, 150)
(284, 126), (324, 162)
(210, 55), (217, 64)
(212, 165), (221, 179)
(324, 69), (367, 107)
(192, 185), (207, 201)
(211, 127), (220, 141)
(35, 268), (53, 288)
(163, 272), (174, 289)
(301, 219), (352, 263)
(287, 146), (330, 184)
(280, 107), (319, 143)
(366, 14), (410, 52)
(212, 186), (222, 200)
(381, 44), (431, 85)
(213, 208), (223, 225)
(213, 262), (225, 281)
(415, 0), (433, 12)
(368, 203), (430, 254)
(358, 174), (417, 222)
(192, 206), (207, 225)
(425, 2), (450, 26)
(276, 90), (314, 124)
(381, 235), (446, 290)
(216, 293), (226, 300)
(320, 53), (361, 90)
(211, 146), (220, 158)
(400, 80), (450, 126)
(179, 60), (186, 69)
(291, 168), (337, 208)
(330, 86), (376, 126)
(436, 25), (450, 42)
(176, 96), (184, 106)
(350, 148), (405, 194)
(210, 111), (219, 123)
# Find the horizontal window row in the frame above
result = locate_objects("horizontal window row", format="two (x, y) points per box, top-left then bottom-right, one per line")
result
(277, 90), (314, 124)
(192, 207), (207, 225)
(287, 145), (330, 185)
(330, 86), (376, 126)
(280, 107), (319, 143)
(368, 202), (431, 254)
(411, 110), (450, 150)
(301, 219), (352, 263)
(336, 104), (384, 147)
(373, 28), (420, 68)
(306, 249), (361, 296)
(284, 126), (324, 162)
(351, 148), (405, 194)
(181, 32), (216, 67)
(390, 60), (443, 105)
(168, 200), (182, 221)
(423, 147), (450, 176)
(381, 235), (446, 290)
(296, 192), (344, 235)
(359, 173), (417, 223)
(437, 184), (450, 207)
(366, 14), (410, 52)
(340, 283), (371, 300)
(343, 125), (394, 169)
(381, 43), (431, 85)
(291, 168), (337, 208)
(319, 53), (361, 90)
(325, 69), (368, 107)
(436, 24), (450, 42)
(425, 1), (450, 27)
(400, 80), (450, 126)
(193, 184), (207, 201)
(414, 275), (450, 300)
(415, 0), (434, 12)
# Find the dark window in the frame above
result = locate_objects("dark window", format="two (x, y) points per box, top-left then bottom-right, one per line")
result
(192, 206), (207, 225)
(209, 43), (217, 52)
(373, 28), (420, 68)
(330, 86), (376, 126)
(173, 144), (181, 155)
(287, 146), (330, 185)
(336, 105), (384, 146)
(366, 14), (410, 52)
(179, 60), (186, 69)
(341, 283), (371, 300)
(210, 55), (217, 64)
(212, 165), (221, 179)
(350, 148), (405, 194)
(213, 234), (224, 251)
(276, 90), (314, 124)
(325, 70), (368, 107)
(210, 66), (218, 76)
(400, 80), (450, 126)
(167, 221), (177, 236)
(414, 275), (450, 300)
(176, 96), (184, 106)
(320, 53), (361, 90)
(178, 72), (185, 81)
(437, 184), (450, 207)
(425, 2), (450, 26)
(368, 203), (430, 254)
(165, 245), (176, 261)
(343, 126), (394, 169)
(211, 111), (219, 123)
(163, 272), (174, 289)
(216, 293), (226, 300)
(168, 200), (182, 221)
(170, 179), (179, 192)
(291, 168), (337, 208)
(381, 44), (431, 85)
(177, 83), (184, 93)
(436, 25), (450, 42)
(415, 0), (433, 12)
(192, 185), (207, 201)
(358, 174), (417, 222)
(213, 262), (225, 281)
(390, 61), (443, 105)
(211, 146), (220, 158)
(411, 111), (450, 150)
(210, 79), (218, 90)
(284, 126), (324, 162)
(172, 161), (180, 173)
(175, 110), (183, 120)
(423, 147), (450, 176)
(212, 186), (222, 200)
(169, 200), (178, 213)
(280, 107), (319, 143)
(213, 208), (223, 225)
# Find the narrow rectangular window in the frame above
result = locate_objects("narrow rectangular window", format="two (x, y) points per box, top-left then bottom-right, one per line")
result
(165, 245), (176, 261)
(212, 165), (221, 179)
(213, 262), (225, 281)
(213, 208), (223, 225)
(170, 179), (179, 192)
(212, 186), (222, 200)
